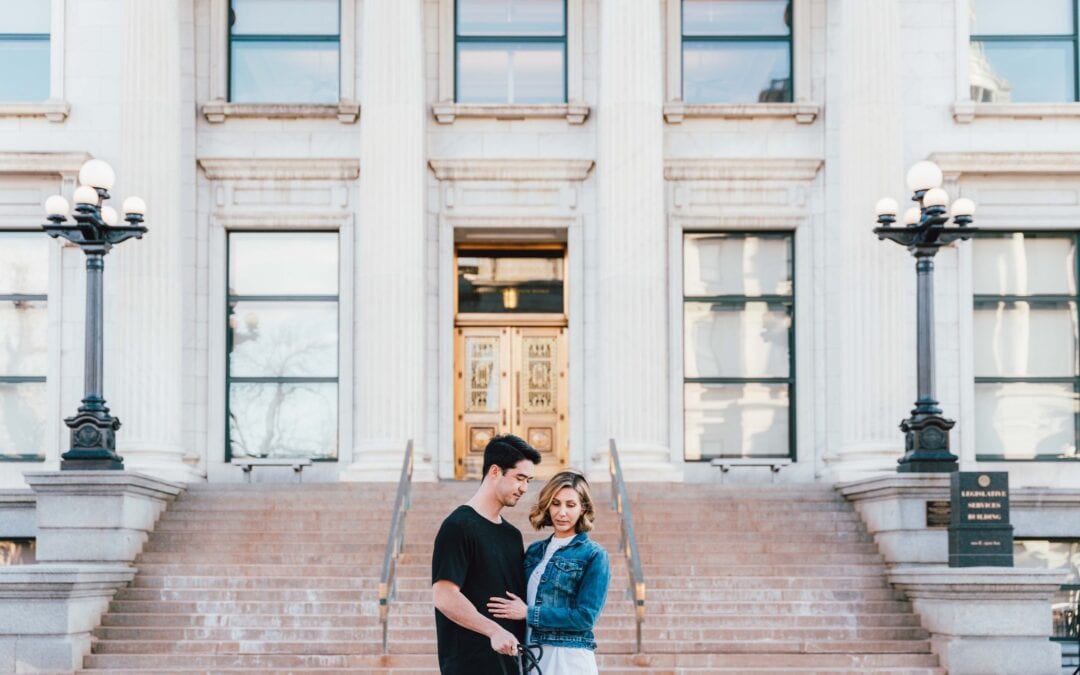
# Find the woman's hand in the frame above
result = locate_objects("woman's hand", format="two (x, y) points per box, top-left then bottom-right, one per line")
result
(487, 592), (527, 621)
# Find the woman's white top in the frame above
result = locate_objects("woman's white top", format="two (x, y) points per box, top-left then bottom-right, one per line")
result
(525, 535), (599, 675)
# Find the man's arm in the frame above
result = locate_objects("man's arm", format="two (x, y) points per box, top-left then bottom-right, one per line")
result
(432, 580), (518, 656)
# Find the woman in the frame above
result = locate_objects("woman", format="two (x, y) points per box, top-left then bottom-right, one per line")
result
(488, 471), (610, 675)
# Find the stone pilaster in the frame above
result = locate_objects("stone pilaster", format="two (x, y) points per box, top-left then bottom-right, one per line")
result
(820, 0), (912, 480)
(106, 0), (195, 482)
(342, 0), (431, 481)
(592, 0), (676, 480)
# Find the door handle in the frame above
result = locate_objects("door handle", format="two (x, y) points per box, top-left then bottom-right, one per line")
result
(502, 409), (507, 426)
(515, 372), (521, 426)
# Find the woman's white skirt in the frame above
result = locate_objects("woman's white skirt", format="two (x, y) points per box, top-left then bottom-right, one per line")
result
(536, 645), (598, 675)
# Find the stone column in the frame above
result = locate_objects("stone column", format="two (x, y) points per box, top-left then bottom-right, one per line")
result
(342, 0), (430, 481)
(106, 0), (195, 482)
(592, 0), (677, 480)
(820, 0), (913, 480)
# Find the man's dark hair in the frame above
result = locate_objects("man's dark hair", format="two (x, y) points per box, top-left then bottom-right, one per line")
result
(482, 434), (541, 479)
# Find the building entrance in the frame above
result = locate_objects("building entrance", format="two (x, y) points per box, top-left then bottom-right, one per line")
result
(452, 245), (568, 479)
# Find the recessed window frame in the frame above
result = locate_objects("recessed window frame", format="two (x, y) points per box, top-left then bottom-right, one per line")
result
(434, 0), (587, 123)
(453, 0), (568, 105)
(203, 0), (358, 122)
(681, 230), (796, 462)
(0, 230), (48, 462)
(224, 229), (342, 463)
(972, 230), (1080, 463)
(664, 0), (816, 123)
(968, 1), (1080, 104)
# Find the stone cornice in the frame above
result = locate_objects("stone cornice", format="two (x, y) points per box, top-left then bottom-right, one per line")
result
(1011, 487), (1080, 509)
(432, 102), (590, 125)
(201, 100), (360, 124)
(952, 101), (1080, 124)
(664, 158), (824, 182)
(930, 152), (1080, 178)
(0, 101), (71, 123)
(428, 159), (595, 182)
(0, 491), (35, 507)
(0, 152), (92, 176)
(836, 474), (950, 501)
(22, 471), (184, 501)
(197, 158), (361, 181)
(889, 565), (1065, 600)
(663, 101), (820, 124)
(0, 564), (135, 599)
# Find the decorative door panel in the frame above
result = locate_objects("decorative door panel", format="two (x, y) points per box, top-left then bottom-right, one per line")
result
(455, 326), (568, 479)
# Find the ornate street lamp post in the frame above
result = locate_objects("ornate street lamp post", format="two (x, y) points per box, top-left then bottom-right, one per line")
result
(874, 160), (977, 473)
(42, 159), (147, 470)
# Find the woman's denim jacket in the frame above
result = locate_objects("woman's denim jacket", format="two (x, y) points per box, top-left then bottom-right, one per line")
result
(524, 532), (610, 651)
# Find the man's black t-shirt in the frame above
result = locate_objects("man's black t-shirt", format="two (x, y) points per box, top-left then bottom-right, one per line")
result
(432, 505), (526, 675)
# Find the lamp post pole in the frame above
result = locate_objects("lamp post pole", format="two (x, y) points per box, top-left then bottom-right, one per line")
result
(42, 159), (147, 470)
(873, 161), (977, 473)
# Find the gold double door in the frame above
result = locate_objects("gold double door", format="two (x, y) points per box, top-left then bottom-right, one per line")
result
(454, 326), (568, 480)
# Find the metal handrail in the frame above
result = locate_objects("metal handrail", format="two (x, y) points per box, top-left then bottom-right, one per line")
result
(378, 439), (414, 653)
(607, 439), (645, 653)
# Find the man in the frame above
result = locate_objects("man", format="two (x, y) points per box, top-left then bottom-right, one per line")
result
(432, 435), (541, 674)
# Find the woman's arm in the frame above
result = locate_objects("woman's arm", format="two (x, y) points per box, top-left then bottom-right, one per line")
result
(526, 547), (609, 633)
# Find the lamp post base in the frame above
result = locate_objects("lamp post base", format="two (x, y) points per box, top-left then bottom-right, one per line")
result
(60, 411), (124, 471)
(897, 413), (958, 473)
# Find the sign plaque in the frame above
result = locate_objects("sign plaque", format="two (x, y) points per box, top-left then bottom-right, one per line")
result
(948, 472), (1013, 567)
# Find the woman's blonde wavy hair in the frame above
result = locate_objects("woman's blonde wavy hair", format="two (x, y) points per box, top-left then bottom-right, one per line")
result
(528, 471), (595, 533)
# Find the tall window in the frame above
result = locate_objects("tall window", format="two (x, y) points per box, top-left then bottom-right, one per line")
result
(0, 0), (50, 102)
(969, 0), (1078, 103)
(1015, 539), (1079, 643)
(682, 0), (792, 104)
(973, 232), (1079, 461)
(227, 232), (339, 460)
(229, 0), (340, 103)
(683, 233), (794, 460)
(0, 232), (48, 461)
(455, 0), (566, 103)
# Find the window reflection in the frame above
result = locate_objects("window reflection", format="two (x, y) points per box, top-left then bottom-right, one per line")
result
(685, 383), (789, 460)
(1015, 539), (1079, 639)
(457, 250), (564, 314)
(227, 232), (339, 460)
(974, 233), (1080, 461)
(684, 302), (791, 379)
(0, 0), (49, 102)
(685, 234), (792, 297)
(0, 539), (35, 566)
(0, 232), (47, 461)
(974, 382), (1078, 459)
(683, 232), (794, 460)
(969, 0), (1078, 103)
(973, 301), (1078, 378)
(229, 0), (340, 103)
(682, 0), (792, 104)
(456, 0), (566, 103)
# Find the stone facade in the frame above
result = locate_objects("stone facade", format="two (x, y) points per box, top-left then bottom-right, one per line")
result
(0, 0), (1078, 496)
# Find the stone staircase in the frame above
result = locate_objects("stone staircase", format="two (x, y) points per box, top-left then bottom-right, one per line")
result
(81, 481), (943, 674)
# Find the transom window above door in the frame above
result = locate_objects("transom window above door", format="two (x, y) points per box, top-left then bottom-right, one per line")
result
(455, 0), (567, 104)
(456, 248), (565, 315)
(969, 0), (1079, 103)
(681, 0), (793, 104)
(229, 0), (341, 103)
